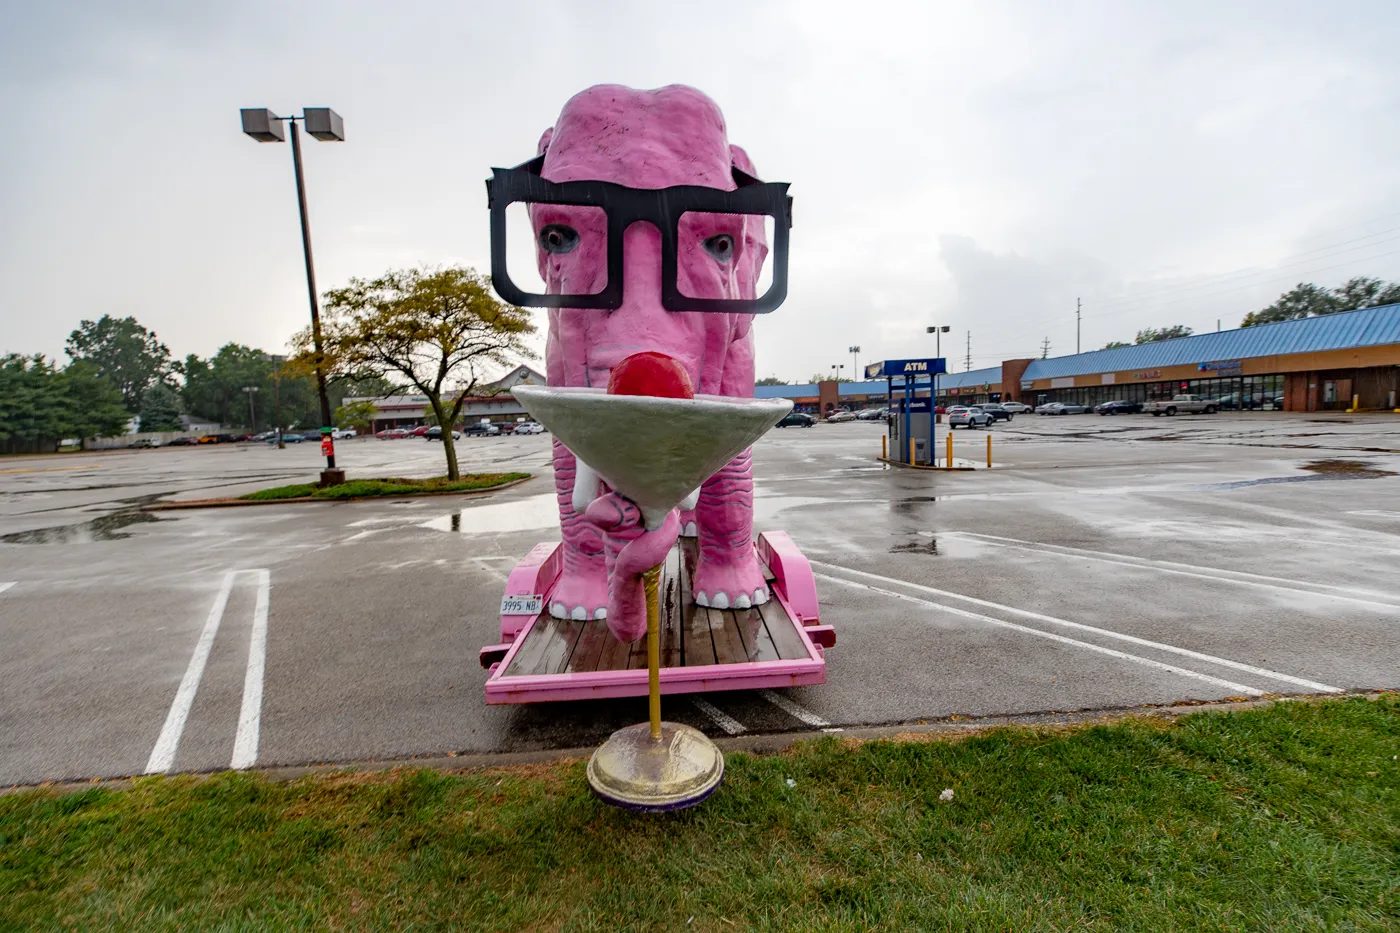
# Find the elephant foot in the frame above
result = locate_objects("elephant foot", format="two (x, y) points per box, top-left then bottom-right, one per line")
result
(693, 552), (769, 611)
(678, 508), (698, 538)
(548, 565), (609, 621)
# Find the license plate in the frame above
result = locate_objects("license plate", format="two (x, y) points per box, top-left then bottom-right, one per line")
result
(500, 595), (543, 615)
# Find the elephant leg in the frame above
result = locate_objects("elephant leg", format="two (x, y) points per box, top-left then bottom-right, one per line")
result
(548, 440), (609, 621)
(691, 449), (768, 610)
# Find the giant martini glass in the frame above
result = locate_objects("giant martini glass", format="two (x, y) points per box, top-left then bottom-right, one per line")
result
(512, 386), (793, 811)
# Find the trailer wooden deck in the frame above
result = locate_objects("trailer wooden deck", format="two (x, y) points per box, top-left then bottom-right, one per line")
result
(482, 533), (832, 704)
(498, 540), (808, 678)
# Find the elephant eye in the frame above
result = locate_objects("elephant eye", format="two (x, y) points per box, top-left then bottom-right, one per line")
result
(703, 234), (735, 262)
(538, 224), (579, 254)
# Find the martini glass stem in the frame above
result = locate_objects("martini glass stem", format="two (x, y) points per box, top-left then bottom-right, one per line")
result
(644, 563), (663, 740)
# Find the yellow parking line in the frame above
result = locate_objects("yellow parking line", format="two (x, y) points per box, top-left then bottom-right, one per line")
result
(0, 464), (102, 475)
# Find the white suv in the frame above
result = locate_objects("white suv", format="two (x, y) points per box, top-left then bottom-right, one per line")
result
(514, 422), (545, 434)
(999, 401), (1032, 413)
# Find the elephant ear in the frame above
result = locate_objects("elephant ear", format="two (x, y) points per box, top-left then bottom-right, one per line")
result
(538, 127), (555, 156)
(729, 144), (758, 183)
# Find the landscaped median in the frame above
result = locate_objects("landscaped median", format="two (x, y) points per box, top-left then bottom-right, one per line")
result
(141, 473), (531, 510)
(2, 696), (1396, 930)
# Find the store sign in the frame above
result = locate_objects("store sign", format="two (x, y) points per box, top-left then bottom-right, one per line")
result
(1198, 359), (1243, 375)
(865, 358), (948, 378)
(1020, 380), (1033, 390)
(1051, 377), (1074, 388)
(1101, 373), (1116, 385)
(1132, 370), (1162, 380)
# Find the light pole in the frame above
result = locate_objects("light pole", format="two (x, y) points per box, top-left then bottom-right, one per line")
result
(926, 325), (950, 408)
(242, 386), (259, 431)
(241, 106), (345, 484)
(848, 345), (860, 377)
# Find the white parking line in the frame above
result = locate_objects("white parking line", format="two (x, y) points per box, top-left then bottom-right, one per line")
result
(758, 689), (840, 730)
(816, 573), (1266, 697)
(0, 582), (14, 595)
(811, 561), (1341, 694)
(146, 571), (236, 773)
(691, 697), (746, 735)
(951, 532), (1400, 611)
(231, 569), (271, 769)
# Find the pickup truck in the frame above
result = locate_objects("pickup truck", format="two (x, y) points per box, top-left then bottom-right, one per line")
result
(1143, 394), (1217, 416)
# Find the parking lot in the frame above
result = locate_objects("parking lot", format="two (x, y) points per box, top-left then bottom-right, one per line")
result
(2, 411), (1398, 787)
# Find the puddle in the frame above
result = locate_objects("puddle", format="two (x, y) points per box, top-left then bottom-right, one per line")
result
(0, 510), (162, 544)
(1301, 459), (1395, 478)
(890, 539), (939, 555)
(422, 493), (560, 535)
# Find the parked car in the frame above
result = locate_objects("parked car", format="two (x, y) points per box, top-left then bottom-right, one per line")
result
(1035, 403), (1063, 415)
(331, 428), (356, 440)
(463, 422), (501, 437)
(130, 437), (161, 448)
(297, 431), (321, 442)
(425, 425), (462, 441)
(281, 432), (304, 443)
(1058, 402), (1088, 414)
(825, 410), (857, 423)
(855, 408), (885, 421)
(974, 403), (1013, 422)
(999, 401), (1032, 413)
(410, 425), (432, 437)
(1143, 394), (1217, 416)
(167, 436), (198, 446)
(776, 411), (816, 428)
(947, 405), (993, 428)
(514, 421), (546, 434)
(1094, 400), (1142, 415)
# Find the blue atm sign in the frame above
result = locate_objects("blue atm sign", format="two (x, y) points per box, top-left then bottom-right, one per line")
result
(865, 358), (947, 379)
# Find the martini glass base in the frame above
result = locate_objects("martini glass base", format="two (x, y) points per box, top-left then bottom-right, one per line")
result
(587, 721), (724, 812)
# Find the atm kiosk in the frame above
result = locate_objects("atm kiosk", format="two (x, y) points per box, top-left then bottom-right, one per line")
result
(866, 357), (946, 466)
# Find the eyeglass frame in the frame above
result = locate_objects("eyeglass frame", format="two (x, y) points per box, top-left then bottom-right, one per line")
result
(486, 154), (792, 314)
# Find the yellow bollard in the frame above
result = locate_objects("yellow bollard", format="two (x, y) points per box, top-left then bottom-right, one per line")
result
(986, 433), (992, 468)
(882, 434), (887, 460)
(909, 437), (916, 465)
(945, 432), (954, 471)
(1349, 393), (1360, 413)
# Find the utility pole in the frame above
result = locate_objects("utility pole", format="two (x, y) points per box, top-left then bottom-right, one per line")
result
(965, 332), (972, 371)
(1040, 337), (1051, 359)
(242, 386), (259, 431)
(1076, 297), (1081, 354)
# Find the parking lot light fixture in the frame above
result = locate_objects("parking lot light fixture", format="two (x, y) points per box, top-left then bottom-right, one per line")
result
(240, 107), (345, 484)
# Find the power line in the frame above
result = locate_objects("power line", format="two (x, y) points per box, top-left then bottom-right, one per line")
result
(1082, 229), (1400, 317)
(1081, 245), (1400, 323)
(1072, 211), (1400, 316)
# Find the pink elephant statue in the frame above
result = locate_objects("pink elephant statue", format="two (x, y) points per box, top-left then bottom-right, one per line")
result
(518, 84), (777, 626)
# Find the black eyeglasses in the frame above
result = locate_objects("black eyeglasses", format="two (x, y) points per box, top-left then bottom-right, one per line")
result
(486, 154), (792, 313)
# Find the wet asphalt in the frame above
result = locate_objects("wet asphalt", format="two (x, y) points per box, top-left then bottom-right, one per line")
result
(2, 412), (1399, 786)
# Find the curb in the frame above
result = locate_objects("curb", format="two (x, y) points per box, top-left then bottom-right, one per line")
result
(5, 692), (1384, 796)
(877, 456), (978, 472)
(140, 475), (533, 511)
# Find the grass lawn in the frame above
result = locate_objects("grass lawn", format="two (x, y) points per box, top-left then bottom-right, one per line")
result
(240, 473), (529, 501)
(2, 696), (1396, 932)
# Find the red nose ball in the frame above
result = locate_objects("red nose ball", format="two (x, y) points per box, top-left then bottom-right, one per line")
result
(607, 352), (696, 399)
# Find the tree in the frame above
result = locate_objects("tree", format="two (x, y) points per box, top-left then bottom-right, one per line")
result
(301, 266), (536, 480)
(807, 373), (833, 384)
(335, 399), (379, 433)
(0, 356), (127, 453)
(1134, 325), (1193, 344)
(755, 376), (788, 386)
(59, 361), (131, 442)
(181, 344), (320, 431)
(65, 315), (172, 413)
(1242, 277), (1400, 327)
(1102, 340), (1131, 350)
(139, 383), (184, 432)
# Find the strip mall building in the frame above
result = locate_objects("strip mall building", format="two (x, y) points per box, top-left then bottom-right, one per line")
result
(758, 303), (1400, 413)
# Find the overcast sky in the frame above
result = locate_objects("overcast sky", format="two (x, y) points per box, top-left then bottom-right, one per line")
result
(4, 0), (1400, 382)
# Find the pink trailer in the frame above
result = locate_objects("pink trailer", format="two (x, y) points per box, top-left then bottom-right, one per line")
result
(479, 531), (835, 705)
